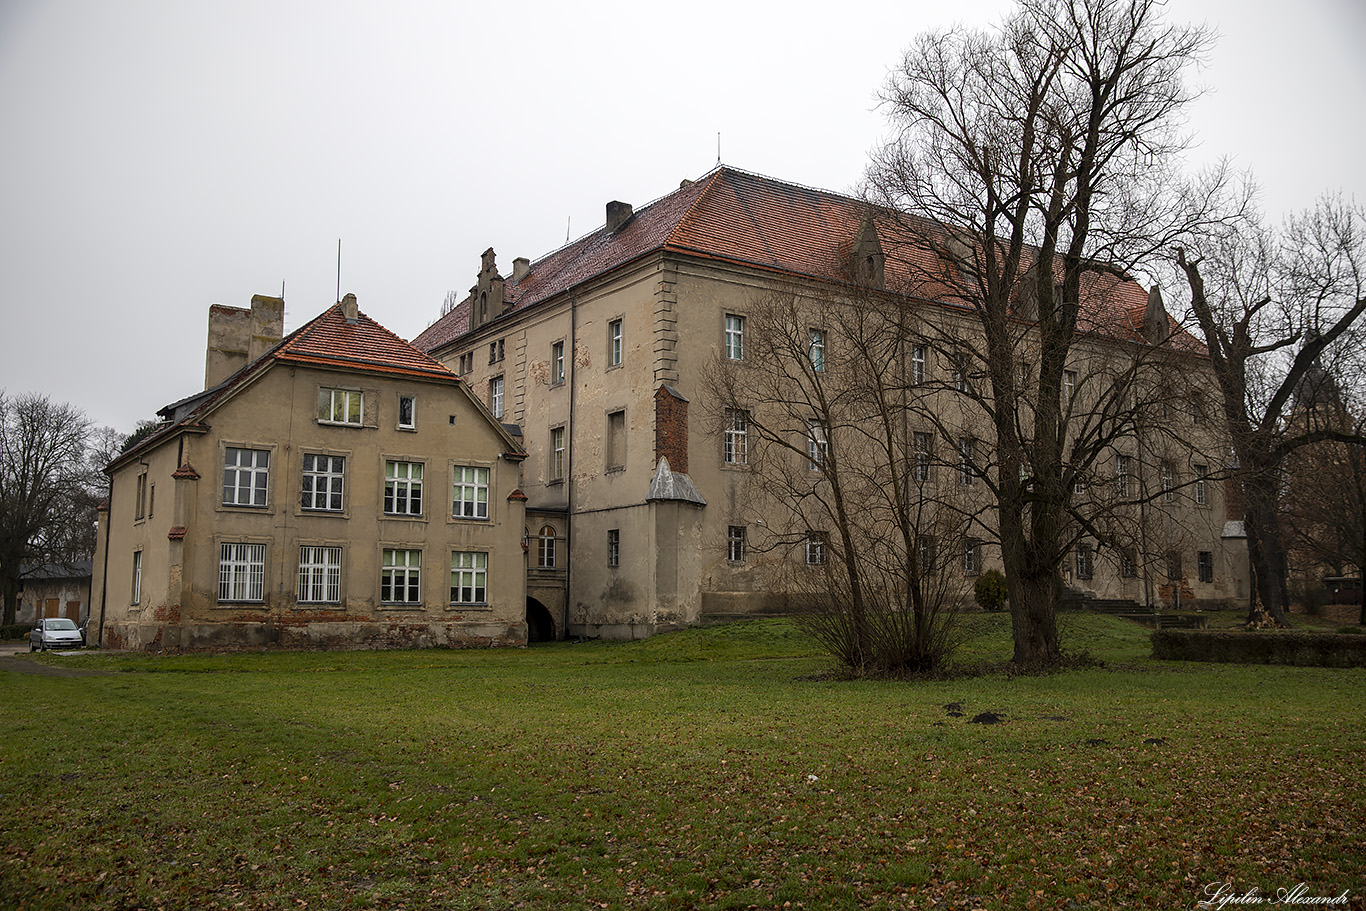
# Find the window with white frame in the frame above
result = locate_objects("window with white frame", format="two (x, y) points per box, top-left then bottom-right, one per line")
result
(223, 447), (270, 507)
(551, 341), (565, 385)
(131, 551), (142, 605)
(1063, 369), (1077, 405)
(804, 531), (827, 566)
(550, 427), (566, 481)
(489, 376), (504, 419)
(724, 314), (745, 360)
(913, 431), (932, 482)
(298, 545), (342, 603)
(452, 466), (490, 519)
(963, 539), (981, 575)
(450, 551), (487, 604)
(398, 395), (416, 430)
(608, 319), (623, 367)
(954, 355), (969, 393)
(219, 542), (266, 603)
(1073, 470), (1086, 495)
(1194, 464), (1208, 505)
(1075, 543), (1093, 579)
(724, 409), (749, 465)
(917, 535), (936, 572)
(809, 329), (825, 372)
(301, 454), (345, 511)
(381, 548), (422, 604)
(318, 388), (363, 425)
(384, 461), (423, 516)
(806, 419), (827, 471)
(1161, 461), (1175, 503)
(1116, 454), (1131, 498)
(728, 526), (746, 563)
(537, 525), (557, 569)
(911, 344), (927, 384)
(958, 436), (975, 486)
(607, 529), (620, 568)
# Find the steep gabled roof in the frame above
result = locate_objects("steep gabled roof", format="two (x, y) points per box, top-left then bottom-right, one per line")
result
(413, 166), (1197, 355)
(113, 303), (517, 472)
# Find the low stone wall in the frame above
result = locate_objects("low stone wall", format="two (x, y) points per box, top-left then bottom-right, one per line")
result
(101, 620), (526, 652)
(1151, 629), (1366, 667)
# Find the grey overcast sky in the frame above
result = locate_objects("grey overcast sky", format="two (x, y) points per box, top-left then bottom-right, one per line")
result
(1, 0), (1362, 435)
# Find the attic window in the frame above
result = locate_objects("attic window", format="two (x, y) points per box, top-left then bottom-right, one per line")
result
(318, 388), (363, 425)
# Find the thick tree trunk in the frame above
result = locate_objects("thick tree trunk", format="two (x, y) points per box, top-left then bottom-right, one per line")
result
(2, 573), (18, 627)
(999, 500), (1064, 668)
(1241, 473), (1291, 625)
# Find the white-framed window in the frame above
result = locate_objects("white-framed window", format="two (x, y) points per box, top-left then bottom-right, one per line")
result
(911, 344), (927, 384)
(963, 539), (981, 576)
(318, 388), (363, 425)
(954, 356), (969, 393)
(1116, 454), (1131, 498)
(551, 341), (565, 385)
(608, 319), (623, 367)
(1194, 464), (1208, 506)
(724, 409), (749, 465)
(913, 431), (932, 482)
(724, 314), (745, 360)
(607, 529), (620, 568)
(384, 461), (423, 516)
(1161, 461), (1175, 503)
(805, 531), (827, 566)
(398, 395), (416, 430)
(301, 454), (345, 512)
(807, 420), (827, 471)
(450, 551), (487, 605)
(536, 525), (557, 569)
(298, 545), (342, 604)
(1064, 369), (1078, 404)
(452, 466), (490, 519)
(550, 427), (566, 481)
(809, 329), (825, 372)
(728, 526), (746, 563)
(490, 376), (504, 419)
(958, 437), (975, 486)
(219, 542), (266, 603)
(1073, 471), (1086, 495)
(381, 549), (422, 604)
(223, 447), (270, 508)
(131, 551), (142, 605)
(1075, 543), (1093, 580)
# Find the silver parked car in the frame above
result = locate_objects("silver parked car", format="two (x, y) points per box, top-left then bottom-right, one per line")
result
(30, 618), (84, 651)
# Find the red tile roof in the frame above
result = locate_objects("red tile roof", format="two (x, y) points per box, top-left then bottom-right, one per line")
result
(413, 166), (1200, 355)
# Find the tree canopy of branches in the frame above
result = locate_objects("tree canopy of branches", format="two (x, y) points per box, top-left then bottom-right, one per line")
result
(1178, 195), (1366, 624)
(0, 391), (97, 625)
(865, 0), (1225, 667)
(708, 282), (973, 676)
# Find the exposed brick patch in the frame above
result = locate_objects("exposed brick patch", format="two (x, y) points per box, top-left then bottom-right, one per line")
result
(654, 384), (689, 474)
(167, 526), (187, 540)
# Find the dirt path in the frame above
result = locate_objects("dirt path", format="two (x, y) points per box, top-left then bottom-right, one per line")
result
(0, 655), (111, 677)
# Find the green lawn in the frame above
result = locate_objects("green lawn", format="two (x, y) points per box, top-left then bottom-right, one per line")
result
(2, 614), (1362, 910)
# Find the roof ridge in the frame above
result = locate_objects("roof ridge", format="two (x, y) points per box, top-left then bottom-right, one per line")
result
(666, 166), (730, 249)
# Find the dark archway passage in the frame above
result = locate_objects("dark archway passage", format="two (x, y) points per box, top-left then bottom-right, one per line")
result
(526, 597), (556, 643)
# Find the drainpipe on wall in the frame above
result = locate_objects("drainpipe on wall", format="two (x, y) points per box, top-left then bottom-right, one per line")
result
(564, 290), (579, 639)
(95, 478), (112, 648)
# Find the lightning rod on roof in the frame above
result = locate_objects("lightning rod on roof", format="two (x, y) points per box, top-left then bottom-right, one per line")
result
(566, 216), (571, 243)
(717, 132), (721, 166)
(336, 239), (342, 303)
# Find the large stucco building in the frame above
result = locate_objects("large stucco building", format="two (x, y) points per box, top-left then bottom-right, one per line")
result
(414, 166), (1245, 639)
(91, 294), (529, 651)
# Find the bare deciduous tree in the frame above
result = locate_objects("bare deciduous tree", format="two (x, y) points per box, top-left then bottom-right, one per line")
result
(1177, 195), (1366, 625)
(0, 392), (95, 625)
(864, 0), (1227, 666)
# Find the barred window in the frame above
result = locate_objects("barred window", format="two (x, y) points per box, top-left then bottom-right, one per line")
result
(450, 551), (487, 605)
(452, 466), (490, 519)
(219, 543), (266, 602)
(384, 461), (423, 516)
(607, 529), (620, 568)
(381, 549), (422, 604)
(298, 546), (342, 603)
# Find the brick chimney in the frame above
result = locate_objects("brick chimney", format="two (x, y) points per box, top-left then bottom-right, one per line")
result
(340, 292), (359, 323)
(512, 257), (531, 283)
(606, 200), (633, 233)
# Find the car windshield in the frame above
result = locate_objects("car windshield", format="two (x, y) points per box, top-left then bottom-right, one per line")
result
(44, 619), (79, 631)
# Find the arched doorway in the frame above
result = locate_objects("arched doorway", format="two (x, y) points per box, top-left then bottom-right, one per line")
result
(526, 597), (556, 643)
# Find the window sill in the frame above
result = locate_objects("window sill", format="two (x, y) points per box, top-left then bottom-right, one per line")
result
(381, 513), (428, 522)
(449, 603), (492, 611)
(379, 603), (424, 611)
(316, 421), (364, 428)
